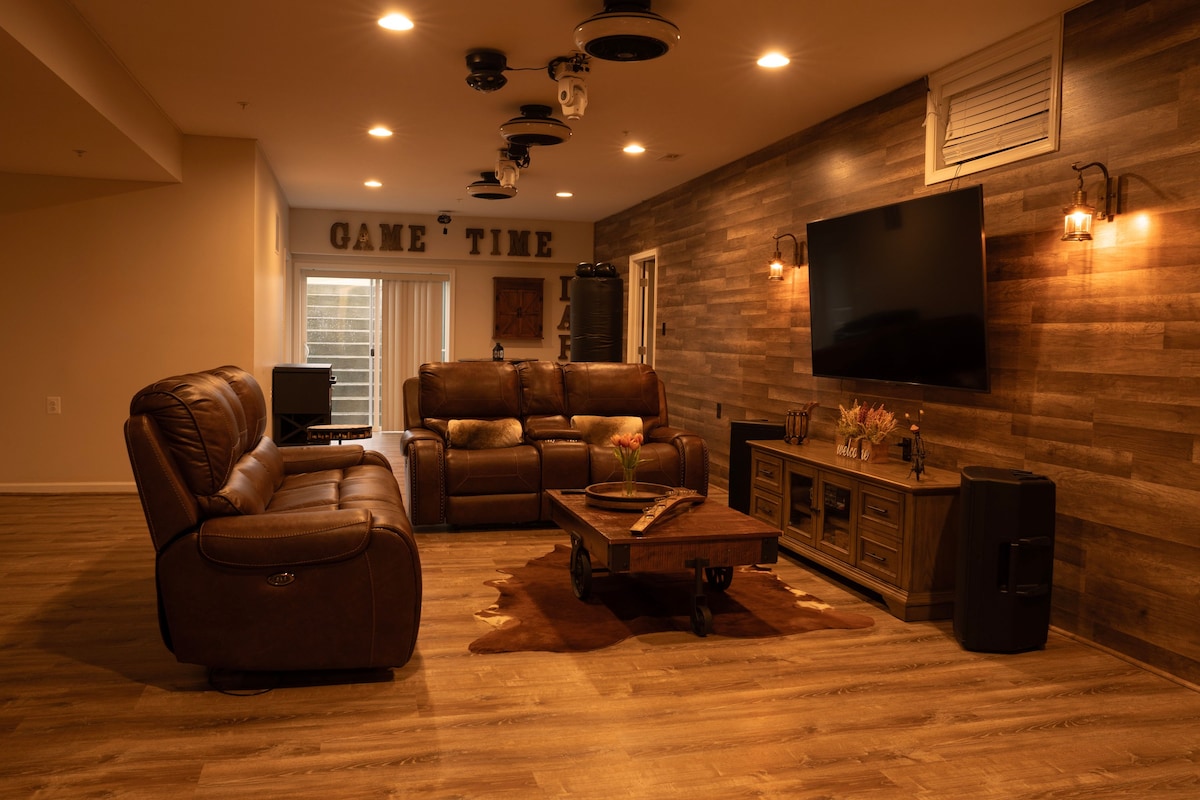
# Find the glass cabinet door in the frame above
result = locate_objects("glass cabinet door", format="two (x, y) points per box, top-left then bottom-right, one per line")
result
(784, 464), (817, 548)
(816, 475), (855, 563)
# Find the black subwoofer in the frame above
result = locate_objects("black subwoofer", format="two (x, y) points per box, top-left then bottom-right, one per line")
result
(955, 466), (1056, 653)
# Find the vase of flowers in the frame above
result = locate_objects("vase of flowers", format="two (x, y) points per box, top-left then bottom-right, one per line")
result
(836, 400), (898, 462)
(611, 432), (644, 496)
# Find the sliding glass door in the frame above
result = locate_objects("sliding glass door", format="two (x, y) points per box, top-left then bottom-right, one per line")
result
(299, 271), (448, 430)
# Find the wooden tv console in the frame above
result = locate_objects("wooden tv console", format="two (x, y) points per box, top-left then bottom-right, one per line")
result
(746, 440), (960, 621)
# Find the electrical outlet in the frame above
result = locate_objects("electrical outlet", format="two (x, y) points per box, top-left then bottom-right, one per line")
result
(46, 396), (61, 415)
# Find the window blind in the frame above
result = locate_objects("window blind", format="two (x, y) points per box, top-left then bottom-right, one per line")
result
(942, 57), (1052, 165)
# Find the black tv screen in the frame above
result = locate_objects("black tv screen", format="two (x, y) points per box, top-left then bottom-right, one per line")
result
(806, 185), (990, 392)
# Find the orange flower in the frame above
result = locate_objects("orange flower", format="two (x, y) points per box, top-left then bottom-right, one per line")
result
(611, 432), (643, 469)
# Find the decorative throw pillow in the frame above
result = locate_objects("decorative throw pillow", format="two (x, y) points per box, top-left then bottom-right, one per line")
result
(447, 418), (524, 449)
(571, 415), (643, 446)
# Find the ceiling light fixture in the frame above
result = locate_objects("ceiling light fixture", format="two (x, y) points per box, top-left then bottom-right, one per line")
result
(465, 50), (509, 92)
(467, 171), (516, 200)
(574, 0), (680, 62)
(368, 127), (393, 137)
(768, 233), (802, 281)
(377, 13), (414, 31)
(556, 191), (574, 198)
(364, 180), (382, 188)
(500, 104), (571, 146)
(1062, 161), (1119, 241)
(623, 142), (646, 154)
(757, 52), (790, 68)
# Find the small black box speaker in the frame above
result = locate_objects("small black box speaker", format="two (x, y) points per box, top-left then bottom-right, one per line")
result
(728, 420), (786, 513)
(955, 466), (1056, 653)
(272, 364), (333, 446)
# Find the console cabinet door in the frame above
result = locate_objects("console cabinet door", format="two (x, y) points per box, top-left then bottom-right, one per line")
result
(783, 462), (817, 549)
(816, 473), (855, 564)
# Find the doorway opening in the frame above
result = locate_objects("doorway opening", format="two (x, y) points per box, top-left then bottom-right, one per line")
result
(626, 250), (658, 365)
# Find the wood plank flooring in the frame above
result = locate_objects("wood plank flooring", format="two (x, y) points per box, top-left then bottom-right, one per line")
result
(2, 440), (1198, 798)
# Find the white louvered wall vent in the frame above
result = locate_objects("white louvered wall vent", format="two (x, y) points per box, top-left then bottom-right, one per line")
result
(925, 17), (1063, 185)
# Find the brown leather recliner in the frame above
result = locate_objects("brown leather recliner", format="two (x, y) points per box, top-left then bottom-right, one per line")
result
(125, 366), (421, 672)
(401, 360), (708, 527)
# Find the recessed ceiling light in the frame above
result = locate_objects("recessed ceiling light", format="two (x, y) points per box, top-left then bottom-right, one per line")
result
(556, 191), (574, 198)
(757, 52), (790, 68)
(623, 143), (646, 154)
(368, 127), (393, 137)
(378, 13), (414, 31)
(364, 180), (383, 188)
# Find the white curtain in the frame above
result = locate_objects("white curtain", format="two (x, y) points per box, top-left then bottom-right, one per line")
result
(380, 278), (446, 430)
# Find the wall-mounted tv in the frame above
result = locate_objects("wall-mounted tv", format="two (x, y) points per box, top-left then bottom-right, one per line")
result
(806, 185), (990, 392)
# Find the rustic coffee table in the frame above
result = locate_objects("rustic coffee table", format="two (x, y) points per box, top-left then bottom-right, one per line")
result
(547, 488), (781, 636)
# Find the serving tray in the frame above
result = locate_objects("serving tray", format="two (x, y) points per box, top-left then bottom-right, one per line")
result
(584, 482), (674, 511)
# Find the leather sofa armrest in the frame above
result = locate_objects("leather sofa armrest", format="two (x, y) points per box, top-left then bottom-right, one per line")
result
(198, 509), (372, 568)
(646, 425), (689, 444)
(400, 427), (442, 443)
(279, 444), (368, 474)
(647, 427), (710, 495)
(402, 435), (446, 525)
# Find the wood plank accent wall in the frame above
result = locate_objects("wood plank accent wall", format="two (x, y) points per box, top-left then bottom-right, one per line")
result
(594, 0), (1200, 685)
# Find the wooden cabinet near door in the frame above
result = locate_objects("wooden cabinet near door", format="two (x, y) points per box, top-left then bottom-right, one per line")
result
(748, 440), (961, 621)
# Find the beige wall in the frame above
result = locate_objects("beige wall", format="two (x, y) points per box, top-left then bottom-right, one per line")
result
(0, 148), (592, 489)
(0, 135), (280, 489)
(254, 147), (289, 379)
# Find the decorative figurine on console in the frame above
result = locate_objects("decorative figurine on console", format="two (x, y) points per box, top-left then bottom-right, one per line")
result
(785, 401), (818, 444)
(906, 409), (926, 480)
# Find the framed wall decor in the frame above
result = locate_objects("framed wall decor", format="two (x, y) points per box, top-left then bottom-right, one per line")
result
(493, 277), (544, 340)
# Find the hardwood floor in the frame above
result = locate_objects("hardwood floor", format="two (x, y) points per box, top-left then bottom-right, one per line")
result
(2, 445), (1198, 798)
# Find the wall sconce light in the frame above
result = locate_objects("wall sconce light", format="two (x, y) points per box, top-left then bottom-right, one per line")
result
(768, 233), (803, 281)
(1062, 161), (1118, 241)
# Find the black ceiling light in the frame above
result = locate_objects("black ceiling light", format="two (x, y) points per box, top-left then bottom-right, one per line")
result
(574, 0), (680, 62)
(467, 171), (516, 200)
(499, 104), (572, 146)
(465, 50), (508, 92)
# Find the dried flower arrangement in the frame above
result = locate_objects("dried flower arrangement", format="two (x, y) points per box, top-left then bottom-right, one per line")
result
(836, 400), (898, 444)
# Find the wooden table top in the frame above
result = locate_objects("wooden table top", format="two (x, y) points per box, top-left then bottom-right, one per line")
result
(547, 489), (780, 546)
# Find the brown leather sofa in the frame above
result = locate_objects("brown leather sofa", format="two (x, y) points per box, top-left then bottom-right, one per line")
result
(124, 365), (421, 672)
(401, 361), (708, 527)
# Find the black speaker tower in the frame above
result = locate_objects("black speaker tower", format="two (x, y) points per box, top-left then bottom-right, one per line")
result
(955, 466), (1056, 653)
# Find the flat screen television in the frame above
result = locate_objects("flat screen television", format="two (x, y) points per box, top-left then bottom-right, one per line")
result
(806, 185), (990, 392)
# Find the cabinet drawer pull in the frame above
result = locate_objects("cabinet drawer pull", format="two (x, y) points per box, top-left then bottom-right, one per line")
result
(759, 468), (775, 478)
(864, 551), (887, 562)
(866, 504), (889, 516)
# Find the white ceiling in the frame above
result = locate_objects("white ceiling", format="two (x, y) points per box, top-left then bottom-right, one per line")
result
(1, 0), (1083, 222)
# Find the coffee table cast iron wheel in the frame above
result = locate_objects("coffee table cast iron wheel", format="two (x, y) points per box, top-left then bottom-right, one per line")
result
(567, 537), (735, 637)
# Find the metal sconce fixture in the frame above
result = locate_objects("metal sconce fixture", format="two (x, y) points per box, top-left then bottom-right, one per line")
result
(1062, 161), (1118, 241)
(768, 233), (802, 281)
